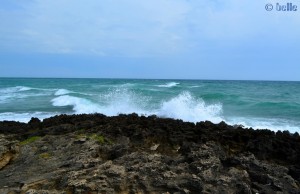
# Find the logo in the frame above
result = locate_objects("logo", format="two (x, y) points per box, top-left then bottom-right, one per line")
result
(265, 4), (273, 11)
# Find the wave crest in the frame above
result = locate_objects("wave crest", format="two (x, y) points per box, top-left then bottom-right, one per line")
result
(51, 91), (223, 123)
(157, 82), (179, 88)
(157, 92), (223, 123)
(0, 86), (32, 93)
(51, 95), (101, 114)
(55, 89), (73, 96)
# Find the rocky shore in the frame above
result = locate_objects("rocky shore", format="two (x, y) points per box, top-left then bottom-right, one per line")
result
(0, 113), (299, 194)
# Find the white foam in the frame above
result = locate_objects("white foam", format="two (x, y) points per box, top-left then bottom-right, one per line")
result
(119, 83), (136, 87)
(3, 89), (299, 133)
(157, 82), (180, 88)
(18, 86), (32, 91)
(50, 91), (223, 123)
(51, 95), (101, 114)
(0, 112), (57, 123)
(98, 89), (150, 116)
(0, 86), (57, 102)
(0, 86), (32, 93)
(156, 92), (223, 123)
(51, 90), (149, 116)
(226, 117), (300, 133)
(54, 89), (72, 96)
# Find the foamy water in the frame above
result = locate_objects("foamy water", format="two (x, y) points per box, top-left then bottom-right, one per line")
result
(0, 78), (300, 133)
(157, 82), (180, 88)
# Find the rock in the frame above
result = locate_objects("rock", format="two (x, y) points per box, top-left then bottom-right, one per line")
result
(150, 143), (160, 151)
(0, 114), (299, 193)
(0, 135), (19, 170)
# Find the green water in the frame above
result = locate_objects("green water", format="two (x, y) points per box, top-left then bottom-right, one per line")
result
(0, 78), (299, 132)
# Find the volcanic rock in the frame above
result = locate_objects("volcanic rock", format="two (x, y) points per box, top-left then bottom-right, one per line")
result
(0, 114), (299, 193)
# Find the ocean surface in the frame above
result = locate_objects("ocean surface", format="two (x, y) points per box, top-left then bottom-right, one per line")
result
(0, 78), (299, 133)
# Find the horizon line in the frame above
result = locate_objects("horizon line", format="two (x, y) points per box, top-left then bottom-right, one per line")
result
(0, 76), (299, 82)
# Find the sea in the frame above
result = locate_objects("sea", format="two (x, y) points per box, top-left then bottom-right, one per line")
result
(0, 78), (299, 133)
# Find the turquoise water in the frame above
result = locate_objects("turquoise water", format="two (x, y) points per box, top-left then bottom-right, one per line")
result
(0, 78), (300, 132)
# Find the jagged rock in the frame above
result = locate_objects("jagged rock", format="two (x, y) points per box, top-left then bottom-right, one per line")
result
(0, 135), (19, 170)
(0, 114), (299, 193)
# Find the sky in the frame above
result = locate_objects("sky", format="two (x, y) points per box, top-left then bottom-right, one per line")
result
(0, 0), (300, 80)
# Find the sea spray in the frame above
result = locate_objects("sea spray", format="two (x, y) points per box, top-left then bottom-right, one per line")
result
(1, 78), (300, 132)
(156, 92), (223, 123)
(51, 95), (101, 114)
(51, 91), (223, 123)
(97, 88), (150, 116)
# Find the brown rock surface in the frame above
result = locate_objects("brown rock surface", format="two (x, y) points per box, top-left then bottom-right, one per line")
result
(0, 113), (299, 193)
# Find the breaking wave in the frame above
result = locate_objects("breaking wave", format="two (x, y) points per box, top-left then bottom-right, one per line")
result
(51, 95), (101, 114)
(50, 90), (299, 132)
(51, 91), (223, 123)
(156, 92), (223, 123)
(0, 86), (52, 103)
(54, 89), (73, 96)
(0, 86), (32, 93)
(1, 81), (299, 133)
(157, 82), (180, 88)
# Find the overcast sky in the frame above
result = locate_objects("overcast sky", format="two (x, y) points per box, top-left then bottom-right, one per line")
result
(0, 0), (299, 80)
